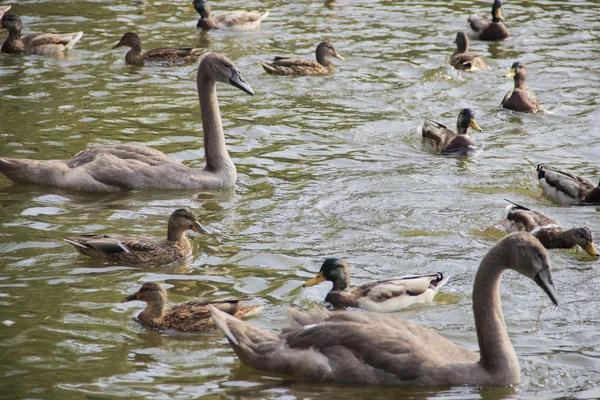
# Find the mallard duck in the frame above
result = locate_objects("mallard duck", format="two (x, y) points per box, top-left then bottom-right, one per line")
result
(421, 108), (482, 155)
(187, 0), (268, 31)
(303, 258), (448, 312)
(451, 32), (486, 71)
(122, 282), (262, 333)
(111, 32), (208, 66)
(501, 62), (540, 112)
(0, 53), (253, 192)
(1, 13), (83, 54)
(260, 42), (344, 76)
(503, 199), (599, 257)
(537, 165), (600, 205)
(64, 208), (210, 265)
(466, 0), (509, 41)
(209, 233), (558, 386)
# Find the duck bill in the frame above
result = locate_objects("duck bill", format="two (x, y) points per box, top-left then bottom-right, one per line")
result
(334, 52), (345, 61)
(534, 267), (559, 306)
(184, 4), (195, 12)
(121, 293), (139, 303)
(303, 272), (327, 287)
(192, 221), (210, 234)
(584, 241), (600, 257)
(111, 42), (123, 49)
(494, 7), (504, 21)
(229, 70), (254, 95)
(468, 119), (482, 132)
(503, 68), (516, 78)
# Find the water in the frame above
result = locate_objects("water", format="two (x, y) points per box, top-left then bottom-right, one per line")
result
(1, 0), (600, 398)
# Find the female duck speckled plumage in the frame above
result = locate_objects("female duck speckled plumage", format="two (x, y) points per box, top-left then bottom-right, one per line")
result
(188, 0), (268, 31)
(451, 32), (486, 71)
(467, 0), (509, 41)
(260, 42), (344, 76)
(303, 258), (448, 312)
(0, 53), (254, 192)
(112, 32), (208, 65)
(64, 208), (210, 265)
(503, 199), (599, 257)
(1, 13), (83, 54)
(122, 282), (262, 333)
(537, 165), (600, 205)
(501, 62), (540, 112)
(422, 109), (482, 155)
(209, 233), (558, 385)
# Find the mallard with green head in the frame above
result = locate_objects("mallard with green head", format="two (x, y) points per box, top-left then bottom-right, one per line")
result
(302, 258), (448, 312)
(537, 165), (600, 205)
(501, 62), (540, 112)
(1, 13), (83, 54)
(467, 0), (509, 41)
(422, 108), (482, 155)
(64, 208), (210, 265)
(451, 32), (486, 71)
(503, 199), (599, 257)
(187, 0), (268, 31)
(121, 282), (262, 333)
(112, 32), (208, 65)
(260, 42), (344, 76)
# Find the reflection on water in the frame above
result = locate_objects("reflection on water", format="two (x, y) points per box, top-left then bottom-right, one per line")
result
(1, 0), (600, 399)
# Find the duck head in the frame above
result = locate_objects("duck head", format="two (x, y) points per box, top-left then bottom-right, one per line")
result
(304, 258), (350, 292)
(122, 282), (167, 305)
(112, 32), (142, 50)
(1, 13), (22, 35)
(457, 108), (482, 134)
(492, 0), (504, 22)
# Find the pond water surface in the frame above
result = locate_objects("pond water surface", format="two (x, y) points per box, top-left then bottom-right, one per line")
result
(1, 0), (600, 399)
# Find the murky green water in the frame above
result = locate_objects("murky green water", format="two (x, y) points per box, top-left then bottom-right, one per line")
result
(1, 0), (600, 398)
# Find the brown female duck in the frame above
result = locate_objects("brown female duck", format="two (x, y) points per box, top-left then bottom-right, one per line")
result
(303, 258), (448, 312)
(501, 62), (540, 112)
(188, 0), (268, 31)
(467, 0), (509, 41)
(503, 199), (599, 257)
(451, 32), (486, 71)
(260, 42), (344, 76)
(1, 13), (83, 54)
(422, 108), (482, 155)
(64, 208), (209, 265)
(122, 282), (262, 333)
(537, 165), (600, 205)
(209, 233), (558, 385)
(112, 32), (208, 65)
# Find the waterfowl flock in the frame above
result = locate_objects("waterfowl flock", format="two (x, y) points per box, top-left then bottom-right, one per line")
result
(0, 0), (598, 395)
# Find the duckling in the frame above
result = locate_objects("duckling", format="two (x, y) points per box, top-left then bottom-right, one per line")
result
(64, 208), (209, 265)
(121, 282), (262, 333)
(503, 199), (599, 257)
(501, 62), (540, 112)
(112, 32), (208, 66)
(451, 32), (486, 71)
(1, 13), (83, 54)
(467, 0), (509, 41)
(188, 0), (268, 31)
(537, 165), (600, 205)
(260, 42), (344, 76)
(422, 108), (482, 155)
(303, 258), (448, 312)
